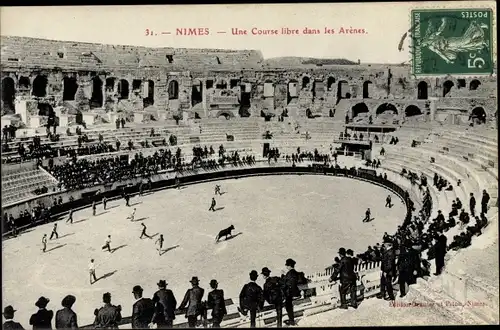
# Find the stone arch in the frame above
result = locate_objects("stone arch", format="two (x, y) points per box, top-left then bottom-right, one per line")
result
(19, 76), (31, 91)
(417, 81), (428, 99)
(469, 79), (481, 91)
(352, 102), (369, 118)
(143, 80), (155, 107)
(376, 103), (398, 115)
(287, 80), (299, 105)
(117, 79), (129, 99)
(32, 75), (48, 97)
(168, 80), (179, 100)
(362, 81), (373, 98)
(327, 77), (335, 91)
(63, 76), (79, 101)
(470, 107), (487, 123)
(442, 80), (454, 97)
(191, 80), (203, 107)
(1, 77), (16, 114)
(301, 76), (310, 89)
(105, 77), (115, 92)
(404, 105), (422, 117)
(216, 110), (234, 119)
(90, 76), (103, 108)
(337, 80), (350, 100)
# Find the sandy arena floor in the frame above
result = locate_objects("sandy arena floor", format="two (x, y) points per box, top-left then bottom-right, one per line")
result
(2, 174), (407, 326)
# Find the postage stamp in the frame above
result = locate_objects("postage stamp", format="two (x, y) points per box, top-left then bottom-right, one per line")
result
(411, 8), (494, 76)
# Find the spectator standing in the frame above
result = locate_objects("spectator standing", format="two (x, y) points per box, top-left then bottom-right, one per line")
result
(239, 270), (264, 328)
(469, 193), (476, 216)
(151, 280), (177, 329)
(131, 285), (155, 329)
(378, 242), (396, 301)
(179, 277), (205, 328)
(262, 267), (284, 328)
(93, 292), (122, 329)
(481, 190), (490, 215)
(29, 296), (53, 329)
(55, 295), (78, 329)
(433, 232), (447, 276)
(206, 279), (227, 328)
(281, 259), (300, 325)
(331, 248), (357, 309)
(3, 306), (24, 330)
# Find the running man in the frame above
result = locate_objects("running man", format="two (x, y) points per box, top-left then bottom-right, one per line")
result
(209, 197), (217, 212)
(49, 223), (59, 240)
(66, 209), (74, 224)
(140, 223), (152, 239)
(127, 208), (137, 222)
(89, 259), (98, 285)
(215, 185), (222, 196)
(385, 195), (392, 208)
(155, 234), (164, 255)
(42, 234), (48, 252)
(362, 208), (371, 222)
(102, 235), (112, 252)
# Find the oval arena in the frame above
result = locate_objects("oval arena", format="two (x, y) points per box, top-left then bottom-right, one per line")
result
(1, 34), (498, 328)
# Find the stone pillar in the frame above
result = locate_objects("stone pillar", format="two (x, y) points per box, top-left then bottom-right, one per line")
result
(429, 97), (438, 122)
(101, 80), (106, 108)
(202, 80), (208, 116)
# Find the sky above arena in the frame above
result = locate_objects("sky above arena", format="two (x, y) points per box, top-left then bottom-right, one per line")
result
(0, 2), (495, 64)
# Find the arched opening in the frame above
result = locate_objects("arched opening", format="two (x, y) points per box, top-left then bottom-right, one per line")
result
(443, 80), (454, 97)
(301, 76), (310, 89)
(75, 110), (83, 125)
(327, 77), (335, 91)
(336, 80), (349, 102)
(144, 80), (155, 107)
(18, 76), (31, 92)
(215, 79), (227, 90)
(469, 79), (481, 91)
(32, 75), (48, 97)
(117, 79), (129, 99)
(132, 79), (142, 91)
(239, 82), (251, 117)
(376, 103), (398, 115)
(168, 80), (179, 100)
(90, 76), (103, 108)
(352, 103), (369, 118)
(287, 80), (298, 105)
(1, 77), (16, 114)
(470, 107), (487, 123)
(37, 102), (55, 117)
(417, 81), (428, 99)
(191, 81), (203, 107)
(105, 78), (115, 92)
(63, 76), (78, 101)
(404, 105), (422, 117)
(362, 81), (373, 98)
(218, 112), (232, 120)
(263, 81), (274, 97)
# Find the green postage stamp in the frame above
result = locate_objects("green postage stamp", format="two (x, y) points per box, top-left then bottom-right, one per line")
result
(411, 8), (493, 76)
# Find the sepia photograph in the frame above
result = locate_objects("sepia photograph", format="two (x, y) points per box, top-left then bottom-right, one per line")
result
(0, 1), (498, 328)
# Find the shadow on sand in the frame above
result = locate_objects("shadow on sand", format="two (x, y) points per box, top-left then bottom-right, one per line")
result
(214, 206), (225, 212)
(111, 244), (127, 253)
(72, 218), (89, 224)
(45, 243), (67, 253)
(217, 232), (243, 243)
(132, 217), (149, 222)
(129, 201), (143, 207)
(160, 245), (180, 256)
(96, 270), (117, 282)
(58, 232), (75, 239)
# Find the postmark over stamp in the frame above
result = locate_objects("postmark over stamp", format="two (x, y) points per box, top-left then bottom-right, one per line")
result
(411, 8), (493, 76)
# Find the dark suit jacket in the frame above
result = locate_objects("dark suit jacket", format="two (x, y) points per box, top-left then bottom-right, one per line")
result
(179, 286), (205, 317)
(55, 308), (78, 329)
(132, 298), (155, 329)
(29, 309), (53, 329)
(94, 304), (122, 329)
(333, 256), (356, 284)
(152, 288), (177, 322)
(282, 269), (301, 298)
(3, 320), (24, 330)
(381, 248), (396, 275)
(207, 289), (227, 317)
(239, 282), (264, 311)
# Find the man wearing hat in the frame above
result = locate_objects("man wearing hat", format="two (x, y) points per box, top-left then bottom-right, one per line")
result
(152, 280), (177, 328)
(262, 267), (284, 328)
(55, 295), (78, 329)
(281, 259), (300, 326)
(29, 296), (53, 329)
(94, 292), (122, 329)
(238, 270), (264, 328)
(377, 242), (396, 301)
(3, 306), (24, 329)
(179, 276), (205, 328)
(331, 248), (357, 309)
(131, 285), (155, 329)
(207, 279), (227, 328)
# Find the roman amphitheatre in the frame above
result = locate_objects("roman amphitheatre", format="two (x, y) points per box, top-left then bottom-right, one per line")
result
(1, 36), (498, 327)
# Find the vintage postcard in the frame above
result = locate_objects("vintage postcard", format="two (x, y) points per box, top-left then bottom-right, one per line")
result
(0, 1), (498, 328)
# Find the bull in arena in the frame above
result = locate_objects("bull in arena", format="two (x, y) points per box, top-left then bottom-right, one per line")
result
(215, 225), (235, 242)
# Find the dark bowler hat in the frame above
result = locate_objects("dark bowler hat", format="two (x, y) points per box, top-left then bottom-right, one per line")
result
(338, 247), (346, 255)
(285, 258), (296, 267)
(346, 249), (354, 256)
(209, 279), (218, 287)
(132, 285), (144, 293)
(261, 267), (271, 276)
(61, 295), (76, 308)
(3, 305), (16, 317)
(190, 276), (199, 285)
(249, 270), (258, 277)
(35, 296), (50, 308)
(157, 280), (167, 287)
